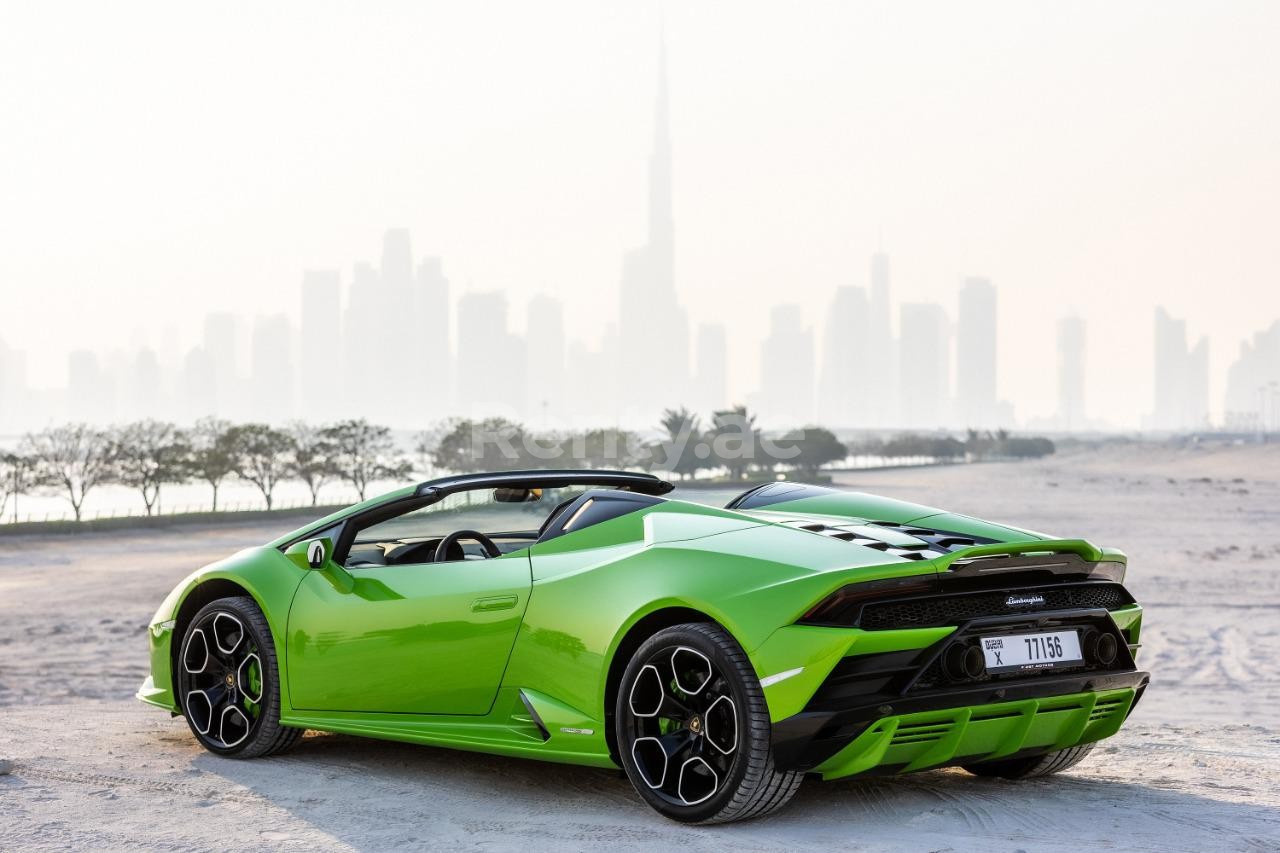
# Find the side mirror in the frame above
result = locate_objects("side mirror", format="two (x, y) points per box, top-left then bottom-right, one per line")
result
(285, 537), (334, 570)
(306, 539), (328, 568)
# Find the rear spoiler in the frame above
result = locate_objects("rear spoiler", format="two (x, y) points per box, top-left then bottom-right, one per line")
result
(937, 539), (1127, 582)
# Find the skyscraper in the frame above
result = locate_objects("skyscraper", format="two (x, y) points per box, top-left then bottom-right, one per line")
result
(416, 257), (452, 419)
(0, 337), (27, 432)
(526, 294), (566, 425)
(898, 303), (950, 429)
(617, 31), (690, 423)
(343, 261), (382, 413)
(1223, 320), (1280, 431)
(456, 291), (524, 417)
(756, 305), (815, 426)
(817, 286), (870, 427)
(203, 312), (240, 418)
(955, 277), (998, 427)
(1057, 316), (1086, 430)
(300, 270), (342, 415)
(693, 323), (728, 415)
(250, 314), (295, 423)
(129, 346), (162, 419)
(1149, 307), (1209, 431)
(67, 349), (113, 422)
(865, 251), (897, 426)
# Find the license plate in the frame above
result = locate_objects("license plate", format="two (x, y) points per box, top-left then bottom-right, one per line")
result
(981, 630), (1082, 673)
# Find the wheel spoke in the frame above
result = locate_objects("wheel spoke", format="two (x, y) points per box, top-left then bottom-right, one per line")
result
(182, 628), (211, 675)
(237, 652), (264, 704)
(671, 647), (714, 696)
(676, 755), (720, 805)
(703, 694), (738, 755)
(211, 612), (245, 655)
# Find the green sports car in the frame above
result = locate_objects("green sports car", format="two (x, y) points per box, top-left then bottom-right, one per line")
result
(138, 469), (1148, 823)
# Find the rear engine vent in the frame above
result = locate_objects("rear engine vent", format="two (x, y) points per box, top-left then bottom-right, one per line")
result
(778, 519), (994, 561)
(859, 584), (1132, 631)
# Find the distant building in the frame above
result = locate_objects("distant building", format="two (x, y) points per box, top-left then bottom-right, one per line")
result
(0, 337), (28, 432)
(456, 291), (524, 417)
(68, 349), (113, 422)
(300, 270), (342, 416)
(1223, 320), (1280, 431)
(1148, 307), (1209, 431)
(617, 32), (690, 422)
(526, 294), (566, 425)
(130, 347), (163, 419)
(865, 252), (897, 427)
(817, 286), (870, 427)
(898, 303), (949, 429)
(756, 305), (814, 426)
(182, 346), (217, 420)
(343, 261), (383, 414)
(416, 257), (452, 419)
(1056, 316), (1087, 430)
(250, 315), (294, 423)
(955, 277), (998, 427)
(693, 323), (728, 415)
(203, 312), (240, 418)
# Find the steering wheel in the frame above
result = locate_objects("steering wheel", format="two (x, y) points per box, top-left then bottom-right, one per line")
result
(434, 530), (502, 563)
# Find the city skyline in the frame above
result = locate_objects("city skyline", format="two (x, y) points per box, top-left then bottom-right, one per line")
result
(3, 6), (1279, 433)
(1, 224), (1275, 435)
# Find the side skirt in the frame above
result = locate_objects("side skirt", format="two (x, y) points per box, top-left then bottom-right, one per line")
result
(281, 686), (618, 770)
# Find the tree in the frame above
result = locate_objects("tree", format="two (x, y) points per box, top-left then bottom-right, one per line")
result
(113, 421), (191, 516)
(227, 423), (294, 510)
(0, 451), (42, 523)
(431, 417), (528, 474)
(189, 418), (238, 511)
(565, 428), (650, 470)
(321, 419), (412, 501)
(707, 405), (760, 481)
(289, 422), (336, 506)
(882, 433), (966, 460)
(21, 424), (115, 521)
(780, 426), (848, 478)
(652, 407), (706, 480)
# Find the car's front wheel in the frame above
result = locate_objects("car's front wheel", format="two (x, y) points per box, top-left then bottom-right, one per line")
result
(176, 595), (302, 758)
(615, 622), (803, 823)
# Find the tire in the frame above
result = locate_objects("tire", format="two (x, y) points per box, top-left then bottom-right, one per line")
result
(615, 622), (803, 824)
(175, 595), (303, 758)
(962, 742), (1096, 779)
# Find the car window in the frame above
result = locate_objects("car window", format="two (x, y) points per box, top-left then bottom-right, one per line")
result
(342, 485), (592, 567)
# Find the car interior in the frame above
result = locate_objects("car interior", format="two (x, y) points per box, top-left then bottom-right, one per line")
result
(338, 485), (663, 568)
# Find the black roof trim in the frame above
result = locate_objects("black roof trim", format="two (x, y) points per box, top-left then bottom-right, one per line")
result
(413, 469), (674, 500)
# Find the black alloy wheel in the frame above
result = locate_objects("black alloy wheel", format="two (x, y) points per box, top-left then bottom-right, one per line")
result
(616, 623), (802, 823)
(176, 596), (302, 758)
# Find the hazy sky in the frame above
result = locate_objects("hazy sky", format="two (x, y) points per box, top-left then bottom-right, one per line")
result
(2, 1), (1278, 426)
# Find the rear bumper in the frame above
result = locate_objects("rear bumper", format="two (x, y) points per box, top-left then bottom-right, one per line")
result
(805, 682), (1146, 780)
(770, 605), (1148, 773)
(773, 667), (1148, 773)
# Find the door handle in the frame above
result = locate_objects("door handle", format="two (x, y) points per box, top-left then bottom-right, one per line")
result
(472, 594), (519, 613)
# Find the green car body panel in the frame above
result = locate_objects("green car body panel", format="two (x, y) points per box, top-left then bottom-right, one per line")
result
(140, 472), (1147, 778)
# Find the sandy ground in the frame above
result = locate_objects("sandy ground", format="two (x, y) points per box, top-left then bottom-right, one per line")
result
(2, 442), (1279, 850)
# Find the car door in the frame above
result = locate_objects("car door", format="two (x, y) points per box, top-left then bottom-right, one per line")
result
(286, 497), (535, 716)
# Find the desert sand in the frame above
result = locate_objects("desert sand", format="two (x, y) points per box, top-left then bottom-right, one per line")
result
(2, 442), (1278, 850)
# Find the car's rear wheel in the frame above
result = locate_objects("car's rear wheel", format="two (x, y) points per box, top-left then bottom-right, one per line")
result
(176, 595), (302, 758)
(615, 622), (803, 823)
(962, 742), (1096, 779)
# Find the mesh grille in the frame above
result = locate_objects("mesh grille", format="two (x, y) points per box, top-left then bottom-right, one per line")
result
(859, 584), (1130, 631)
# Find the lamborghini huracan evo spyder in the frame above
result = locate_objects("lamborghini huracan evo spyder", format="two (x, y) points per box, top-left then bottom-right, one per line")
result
(138, 470), (1148, 823)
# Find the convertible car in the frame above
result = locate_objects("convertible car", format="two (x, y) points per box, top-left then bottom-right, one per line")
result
(139, 469), (1148, 823)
